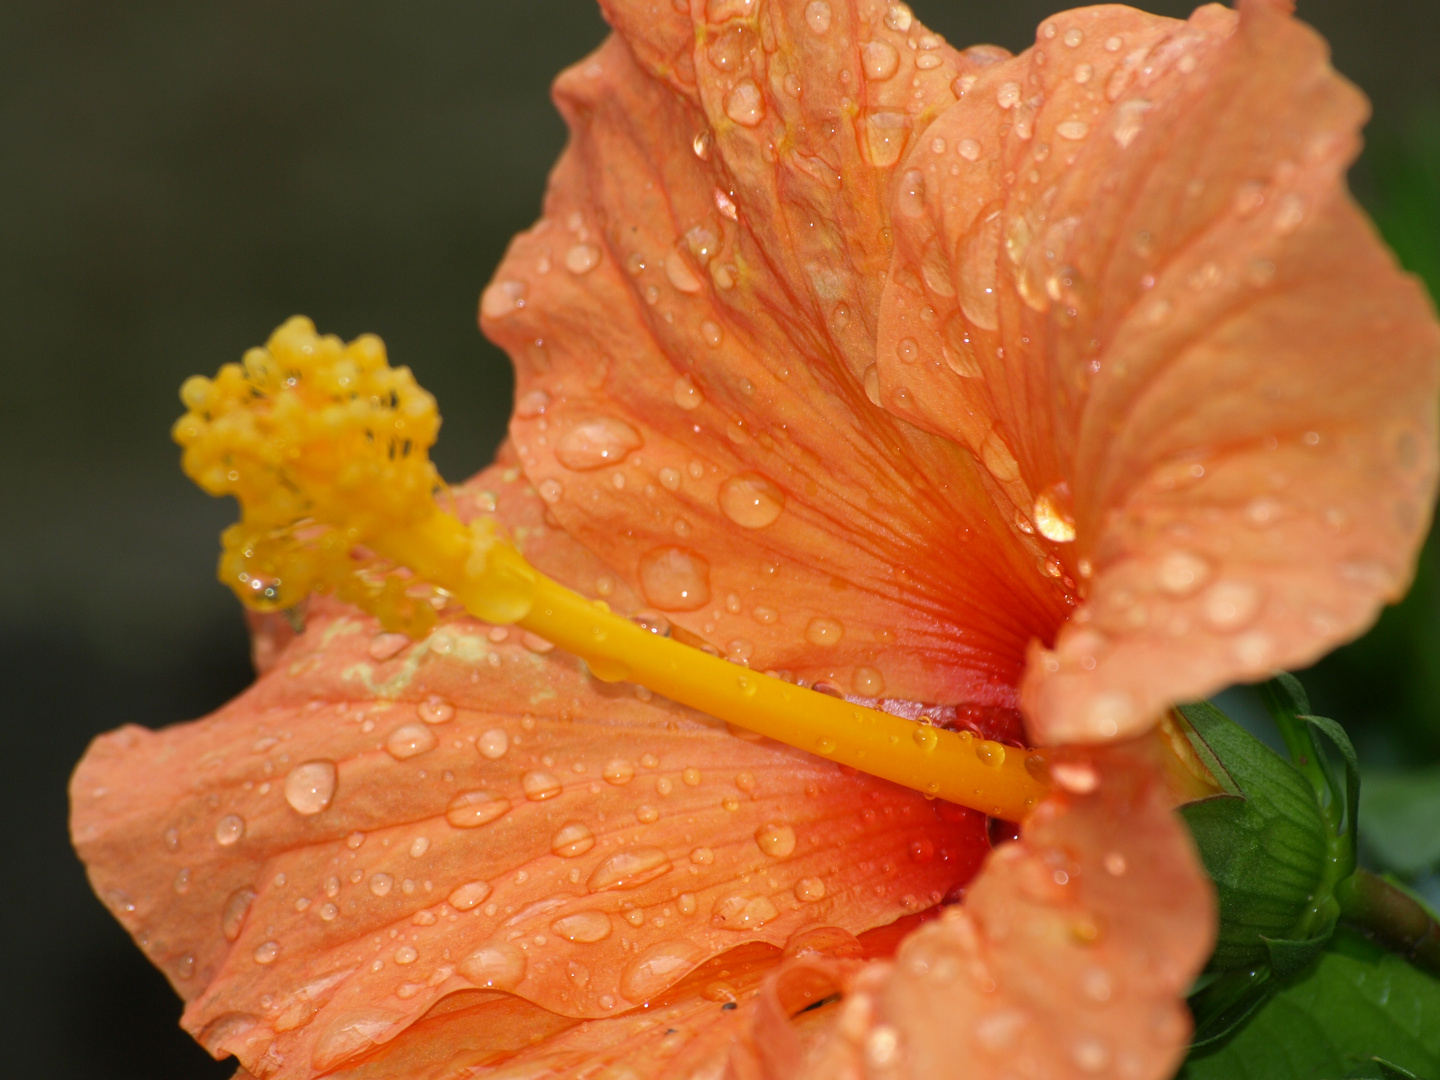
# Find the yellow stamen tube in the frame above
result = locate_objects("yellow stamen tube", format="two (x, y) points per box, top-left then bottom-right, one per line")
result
(176, 318), (1048, 821)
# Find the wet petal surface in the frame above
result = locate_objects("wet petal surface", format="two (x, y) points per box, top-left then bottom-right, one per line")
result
(71, 458), (989, 1078)
(874, 0), (1440, 742)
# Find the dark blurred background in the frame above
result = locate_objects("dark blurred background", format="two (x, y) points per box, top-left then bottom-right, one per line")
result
(2, 2), (1437, 1076)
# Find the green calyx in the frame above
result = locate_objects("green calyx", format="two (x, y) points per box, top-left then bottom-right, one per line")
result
(1179, 674), (1361, 1046)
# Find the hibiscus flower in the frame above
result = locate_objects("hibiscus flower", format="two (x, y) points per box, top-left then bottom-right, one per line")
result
(71, 0), (1438, 1078)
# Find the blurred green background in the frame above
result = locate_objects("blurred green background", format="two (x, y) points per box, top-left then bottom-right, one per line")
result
(2, 2), (1437, 1076)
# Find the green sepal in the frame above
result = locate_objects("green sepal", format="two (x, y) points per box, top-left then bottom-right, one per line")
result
(1178, 701), (1333, 971)
(1188, 966), (1276, 1049)
(1263, 910), (1340, 979)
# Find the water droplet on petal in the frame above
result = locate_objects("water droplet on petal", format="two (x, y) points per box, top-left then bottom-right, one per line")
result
(386, 723), (437, 760)
(718, 472), (786, 528)
(369, 632), (410, 661)
(448, 881), (492, 910)
(712, 892), (780, 930)
(284, 761), (337, 815)
(515, 389), (549, 418)
(884, 3), (913, 31)
(445, 790), (511, 828)
(369, 872), (394, 897)
(522, 771), (563, 801)
(312, 1009), (404, 1072)
(957, 138), (981, 161)
(556, 417), (643, 470)
(1156, 551), (1212, 596)
(222, 887), (256, 941)
(588, 847), (672, 892)
(665, 248), (704, 293)
(1056, 119), (1089, 141)
(804, 0), (832, 33)
(673, 375), (704, 410)
(478, 728), (509, 760)
(214, 814), (245, 847)
(551, 822), (596, 857)
(418, 696), (455, 724)
(862, 40), (900, 81)
(639, 547), (711, 611)
(1033, 484), (1076, 543)
(863, 364), (882, 405)
(794, 877), (826, 902)
(1112, 99), (1151, 148)
(562, 243), (599, 275)
(1201, 580), (1262, 631)
(480, 279), (527, 320)
(755, 823), (796, 858)
(621, 940), (702, 1001)
(806, 617), (844, 646)
(537, 478), (564, 504)
(724, 79), (766, 127)
(253, 940), (280, 965)
(864, 110), (910, 167)
(458, 942), (527, 989)
(853, 666), (884, 695)
(552, 910), (613, 943)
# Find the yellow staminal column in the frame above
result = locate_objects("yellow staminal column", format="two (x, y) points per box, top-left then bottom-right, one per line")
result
(176, 318), (1049, 821)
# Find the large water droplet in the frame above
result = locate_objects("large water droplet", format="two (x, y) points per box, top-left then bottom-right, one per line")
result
(445, 790), (511, 828)
(565, 243), (601, 275)
(718, 472), (786, 528)
(386, 723), (437, 760)
(214, 814), (245, 847)
(369, 872), (394, 897)
(794, 877), (827, 902)
(724, 80), (766, 127)
(1201, 580), (1262, 632)
(806, 617), (844, 646)
(522, 771), (563, 801)
(1156, 551), (1211, 596)
(712, 892), (780, 930)
(639, 547), (711, 611)
(312, 1009), (403, 1072)
(673, 375), (704, 410)
(555, 417), (643, 471)
(665, 248), (704, 294)
(447, 880), (492, 910)
(458, 942), (527, 989)
(551, 822), (596, 857)
(588, 847), (672, 892)
(552, 910), (613, 943)
(862, 40), (900, 81)
(755, 823), (797, 858)
(620, 940), (702, 1002)
(804, 0), (832, 34)
(1033, 484), (1076, 543)
(865, 111), (910, 167)
(853, 666), (885, 695)
(604, 759), (636, 785)
(478, 728), (509, 760)
(285, 761), (337, 815)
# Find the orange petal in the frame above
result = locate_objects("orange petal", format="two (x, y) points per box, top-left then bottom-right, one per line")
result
(877, 2), (1440, 742)
(736, 746), (1214, 1079)
(482, 20), (1072, 709)
(71, 459), (989, 1079)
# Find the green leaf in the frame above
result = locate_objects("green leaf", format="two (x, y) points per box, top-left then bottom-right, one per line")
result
(1188, 967), (1275, 1049)
(1360, 767), (1440, 878)
(1179, 702), (1333, 970)
(1181, 929), (1440, 1080)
